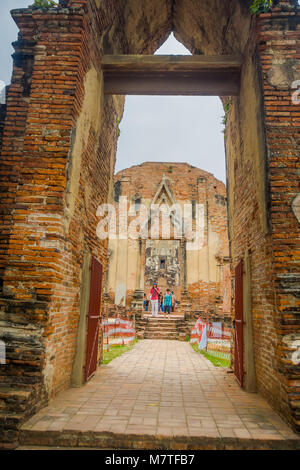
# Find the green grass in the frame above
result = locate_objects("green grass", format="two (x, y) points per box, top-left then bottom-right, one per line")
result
(191, 342), (230, 368)
(102, 339), (138, 365)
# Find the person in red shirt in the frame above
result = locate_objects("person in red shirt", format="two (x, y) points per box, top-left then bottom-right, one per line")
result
(150, 282), (160, 317)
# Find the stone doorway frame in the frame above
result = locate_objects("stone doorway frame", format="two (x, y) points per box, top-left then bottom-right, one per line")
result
(101, 54), (255, 392)
(101, 54), (242, 96)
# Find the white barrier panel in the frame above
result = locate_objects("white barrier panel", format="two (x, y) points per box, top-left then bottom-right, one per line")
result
(103, 317), (136, 351)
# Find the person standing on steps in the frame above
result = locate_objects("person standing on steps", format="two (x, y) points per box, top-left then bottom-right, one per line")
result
(159, 293), (164, 314)
(144, 293), (149, 312)
(171, 290), (176, 312)
(150, 282), (160, 317)
(164, 289), (172, 318)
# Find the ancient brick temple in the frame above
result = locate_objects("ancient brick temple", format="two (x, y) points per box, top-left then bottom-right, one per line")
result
(106, 163), (231, 318)
(0, 0), (299, 447)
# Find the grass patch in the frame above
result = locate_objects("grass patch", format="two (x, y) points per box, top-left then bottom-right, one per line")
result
(102, 339), (138, 365)
(191, 342), (230, 368)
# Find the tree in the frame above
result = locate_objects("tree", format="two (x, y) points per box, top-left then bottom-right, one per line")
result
(250, 0), (273, 14)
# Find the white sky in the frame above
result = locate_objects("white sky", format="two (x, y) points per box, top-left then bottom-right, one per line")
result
(116, 34), (226, 182)
(0, 0), (32, 84)
(1, 0), (229, 183)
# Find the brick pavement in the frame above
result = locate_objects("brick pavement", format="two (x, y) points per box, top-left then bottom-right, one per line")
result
(20, 340), (300, 449)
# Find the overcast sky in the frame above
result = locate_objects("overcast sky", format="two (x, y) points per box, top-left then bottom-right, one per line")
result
(117, 35), (226, 182)
(0, 0), (226, 183)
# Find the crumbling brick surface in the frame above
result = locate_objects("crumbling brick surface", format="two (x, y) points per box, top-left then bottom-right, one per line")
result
(256, 5), (300, 430)
(0, 4), (122, 445)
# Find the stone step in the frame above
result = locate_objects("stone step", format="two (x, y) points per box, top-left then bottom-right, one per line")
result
(146, 314), (184, 317)
(141, 313), (184, 340)
(146, 325), (178, 329)
(147, 317), (180, 320)
(0, 388), (32, 414)
(18, 429), (300, 450)
(146, 320), (180, 325)
(146, 327), (178, 332)
(145, 330), (178, 334)
(143, 316), (184, 320)
(144, 334), (179, 340)
(0, 413), (25, 428)
(146, 332), (178, 337)
(146, 327), (178, 331)
(0, 387), (38, 448)
(146, 329), (178, 335)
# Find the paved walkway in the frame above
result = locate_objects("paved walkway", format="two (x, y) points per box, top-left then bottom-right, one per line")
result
(21, 340), (299, 445)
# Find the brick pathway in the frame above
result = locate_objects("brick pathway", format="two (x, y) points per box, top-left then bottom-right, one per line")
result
(20, 340), (300, 448)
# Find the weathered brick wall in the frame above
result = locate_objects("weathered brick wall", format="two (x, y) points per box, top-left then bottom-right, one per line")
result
(257, 1), (300, 430)
(0, 10), (42, 446)
(0, 3), (124, 445)
(225, 0), (300, 430)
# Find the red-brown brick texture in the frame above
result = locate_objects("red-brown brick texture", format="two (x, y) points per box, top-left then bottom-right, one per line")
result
(0, 2), (122, 445)
(257, 1), (300, 430)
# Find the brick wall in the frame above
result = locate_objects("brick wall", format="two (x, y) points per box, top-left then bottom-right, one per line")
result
(0, 4), (123, 445)
(225, 0), (300, 430)
(257, 1), (300, 430)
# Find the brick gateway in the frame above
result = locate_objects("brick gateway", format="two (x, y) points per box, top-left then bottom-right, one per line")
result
(0, 0), (299, 447)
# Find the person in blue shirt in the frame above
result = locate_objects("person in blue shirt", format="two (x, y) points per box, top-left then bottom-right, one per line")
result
(159, 293), (164, 313)
(164, 289), (172, 317)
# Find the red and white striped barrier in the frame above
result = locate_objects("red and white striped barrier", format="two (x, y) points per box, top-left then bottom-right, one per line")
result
(103, 317), (136, 351)
(191, 317), (231, 360)
(190, 318), (207, 347)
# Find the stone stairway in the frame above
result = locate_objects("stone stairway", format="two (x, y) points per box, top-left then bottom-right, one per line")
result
(138, 314), (186, 341)
(0, 388), (36, 448)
